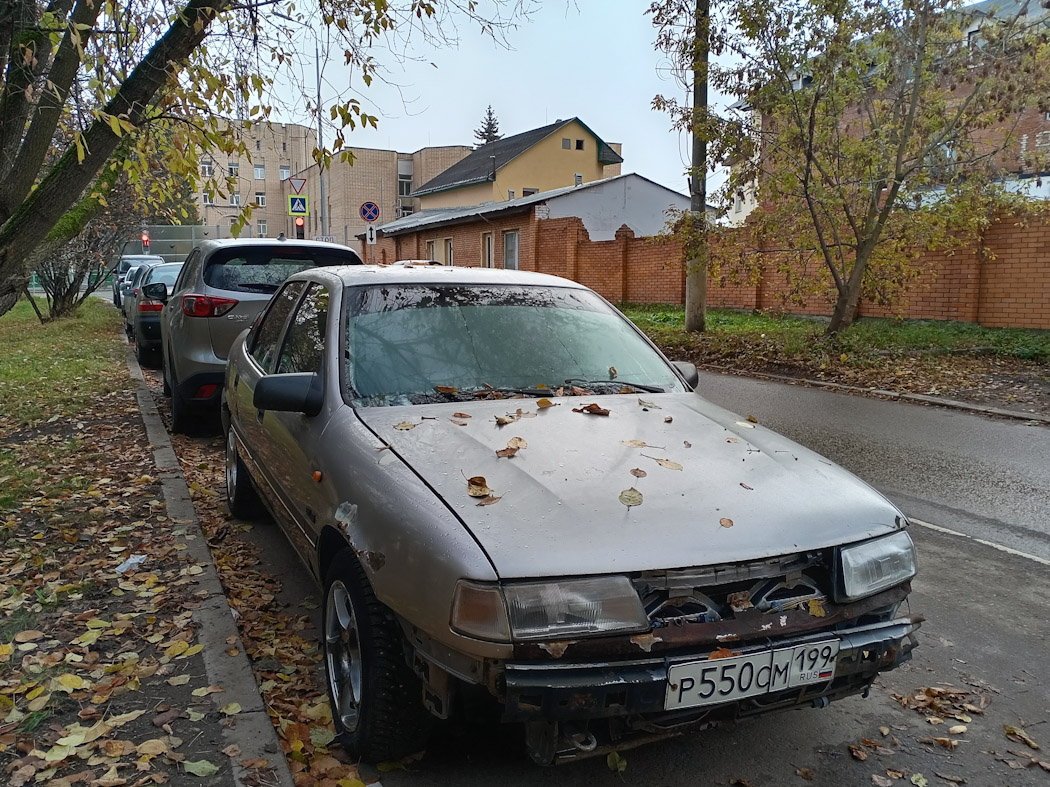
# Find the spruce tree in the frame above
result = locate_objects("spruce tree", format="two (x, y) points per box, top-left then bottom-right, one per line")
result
(473, 106), (502, 145)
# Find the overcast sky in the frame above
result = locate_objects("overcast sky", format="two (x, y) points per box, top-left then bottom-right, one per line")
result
(277, 1), (715, 197)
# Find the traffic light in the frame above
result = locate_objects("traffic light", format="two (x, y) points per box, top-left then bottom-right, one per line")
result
(141, 231), (150, 252)
(294, 216), (305, 239)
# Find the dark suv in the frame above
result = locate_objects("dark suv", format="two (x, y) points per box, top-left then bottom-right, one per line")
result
(148, 238), (362, 434)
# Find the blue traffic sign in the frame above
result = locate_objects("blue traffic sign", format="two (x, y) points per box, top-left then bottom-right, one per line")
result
(360, 201), (380, 222)
(288, 195), (309, 216)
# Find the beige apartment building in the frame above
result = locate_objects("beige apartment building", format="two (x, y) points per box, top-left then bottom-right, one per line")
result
(194, 121), (472, 244)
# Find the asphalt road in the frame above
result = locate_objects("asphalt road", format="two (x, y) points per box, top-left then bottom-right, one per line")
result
(238, 374), (1050, 786)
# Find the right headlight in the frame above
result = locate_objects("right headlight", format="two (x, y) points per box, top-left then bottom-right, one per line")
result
(838, 530), (917, 601)
(450, 576), (649, 643)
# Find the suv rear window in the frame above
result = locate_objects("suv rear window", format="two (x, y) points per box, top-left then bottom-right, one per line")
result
(203, 247), (361, 294)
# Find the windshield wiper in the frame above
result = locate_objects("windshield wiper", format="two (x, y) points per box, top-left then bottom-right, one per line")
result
(563, 378), (665, 393)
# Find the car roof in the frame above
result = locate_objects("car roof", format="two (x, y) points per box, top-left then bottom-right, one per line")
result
(121, 254), (165, 261)
(294, 265), (591, 290)
(193, 237), (362, 258)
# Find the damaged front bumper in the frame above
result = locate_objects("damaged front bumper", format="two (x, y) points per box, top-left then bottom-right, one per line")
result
(502, 615), (920, 763)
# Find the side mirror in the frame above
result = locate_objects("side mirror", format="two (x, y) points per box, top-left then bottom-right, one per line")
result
(142, 282), (168, 302)
(254, 372), (323, 417)
(672, 361), (699, 390)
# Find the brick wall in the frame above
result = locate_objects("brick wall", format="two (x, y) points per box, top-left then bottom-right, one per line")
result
(372, 210), (1050, 330)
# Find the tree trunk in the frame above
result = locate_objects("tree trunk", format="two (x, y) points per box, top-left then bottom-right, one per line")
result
(684, 0), (709, 334)
(825, 252), (869, 334)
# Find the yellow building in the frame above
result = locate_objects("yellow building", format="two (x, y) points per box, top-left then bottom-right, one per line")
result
(413, 118), (623, 210)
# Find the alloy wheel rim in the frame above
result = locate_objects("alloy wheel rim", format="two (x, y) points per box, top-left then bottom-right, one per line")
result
(325, 581), (362, 732)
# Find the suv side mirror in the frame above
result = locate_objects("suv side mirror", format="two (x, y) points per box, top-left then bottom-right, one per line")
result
(142, 282), (168, 302)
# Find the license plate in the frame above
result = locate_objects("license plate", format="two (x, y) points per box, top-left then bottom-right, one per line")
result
(665, 640), (840, 710)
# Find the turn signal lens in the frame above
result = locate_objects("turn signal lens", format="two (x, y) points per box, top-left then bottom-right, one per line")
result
(450, 581), (511, 642)
(181, 294), (238, 318)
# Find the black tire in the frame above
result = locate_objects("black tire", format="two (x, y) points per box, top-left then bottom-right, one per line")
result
(323, 550), (431, 763)
(135, 337), (159, 369)
(170, 368), (193, 435)
(225, 427), (264, 519)
(161, 349), (171, 396)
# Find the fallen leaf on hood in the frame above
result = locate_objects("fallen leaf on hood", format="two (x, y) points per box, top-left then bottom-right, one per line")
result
(573, 403), (610, 416)
(664, 416), (673, 423)
(1005, 725), (1040, 750)
(740, 482), (753, 490)
(453, 412), (472, 418)
(609, 366), (618, 379)
(720, 517), (734, 528)
(476, 495), (502, 506)
(435, 385), (457, 394)
(466, 477), (491, 497)
(619, 488), (643, 509)
(637, 398), (660, 409)
(621, 439), (649, 448)
(683, 440), (692, 448)
(495, 446), (519, 459)
(507, 437), (527, 449)
(643, 454), (682, 471)
(451, 419), (468, 426)
(393, 421), (416, 431)
(537, 398), (555, 409)
(630, 468), (647, 478)
(569, 385), (591, 396)
(747, 414), (759, 423)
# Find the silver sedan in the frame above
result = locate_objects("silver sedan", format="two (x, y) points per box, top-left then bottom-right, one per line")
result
(222, 266), (920, 765)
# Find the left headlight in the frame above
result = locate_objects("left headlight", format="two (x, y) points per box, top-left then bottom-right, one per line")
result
(450, 576), (649, 643)
(839, 530), (917, 601)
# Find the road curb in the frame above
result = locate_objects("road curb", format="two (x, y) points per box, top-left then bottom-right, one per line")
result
(698, 363), (1050, 424)
(125, 339), (296, 787)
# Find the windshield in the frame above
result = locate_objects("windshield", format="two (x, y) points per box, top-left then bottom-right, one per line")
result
(145, 264), (182, 287)
(204, 246), (361, 294)
(344, 284), (685, 406)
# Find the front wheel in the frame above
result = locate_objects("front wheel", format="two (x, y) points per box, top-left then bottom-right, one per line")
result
(225, 428), (264, 519)
(323, 550), (431, 763)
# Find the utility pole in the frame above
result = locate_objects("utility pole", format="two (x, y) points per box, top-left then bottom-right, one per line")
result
(684, 0), (709, 333)
(315, 41), (327, 236)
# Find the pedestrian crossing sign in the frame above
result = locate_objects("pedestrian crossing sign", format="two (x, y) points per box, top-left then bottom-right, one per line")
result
(288, 195), (309, 216)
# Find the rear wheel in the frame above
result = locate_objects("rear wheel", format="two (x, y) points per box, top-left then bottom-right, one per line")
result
(161, 348), (171, 396)
(170, 366), (193, 434)
(225, 428), (264, 519)
(323, 550), (431, 763)
(135, 337), (159, 369)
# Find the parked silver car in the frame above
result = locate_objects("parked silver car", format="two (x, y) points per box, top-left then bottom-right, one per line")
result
(111, 254), (164, 307)
(223, 266), (920, 765)
(147, 238), (362, 434)
(119, 263), (155, 335)
(131, 262), (183, 367)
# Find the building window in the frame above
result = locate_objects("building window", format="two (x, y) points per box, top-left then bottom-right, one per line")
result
(255, 140), (260, 151)
(279, 165), (290, 181)
(508, 189), (515, 200)
(230, 191), (241, 206)
(522, 187), (539, 196)
(503, 231), (519, 271)
(201, 160), (213, 177)
(482, 232), (493, 268)
(426, 240), (436, 261)
(398, 174), (412, 196)
(228, 162), (239, 177)
(575, 139), (584, 150)
(202, 191), (214, 206)
(255, 192), (266, 207)
(254, 164), (265, 179)
(562, 138), (571, 149)
(574, 173), (583, 186)
(444, 238), (454, 266)
(282, 142), (287, 152)
(257, 220), (267, 237)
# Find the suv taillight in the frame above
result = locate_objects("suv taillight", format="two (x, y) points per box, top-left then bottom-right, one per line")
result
(181, 294), (238, 318)
(138, 299), (163, 312)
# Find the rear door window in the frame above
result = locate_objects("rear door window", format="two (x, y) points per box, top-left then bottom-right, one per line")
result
(203, 246), (361, 295)
(248, 281), (307, 374)
(276, 285), (330, 375)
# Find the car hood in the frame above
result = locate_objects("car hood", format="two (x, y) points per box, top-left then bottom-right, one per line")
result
(359, 393), (905, 580)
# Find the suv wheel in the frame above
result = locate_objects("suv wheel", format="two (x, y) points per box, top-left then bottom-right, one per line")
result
(323, 550), (431, 763)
